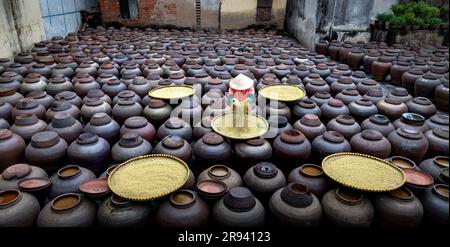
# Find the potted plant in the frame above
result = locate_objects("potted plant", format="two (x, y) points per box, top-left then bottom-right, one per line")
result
(411, 18), (424, 30)
(403, 12), (414, 30)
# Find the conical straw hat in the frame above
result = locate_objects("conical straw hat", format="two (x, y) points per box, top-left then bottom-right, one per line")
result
(229, 74), (254, 90)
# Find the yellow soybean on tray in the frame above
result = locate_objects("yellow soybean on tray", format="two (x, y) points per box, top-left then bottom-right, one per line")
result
(108, 154), (190, 201)
(322, 153), (406, 192)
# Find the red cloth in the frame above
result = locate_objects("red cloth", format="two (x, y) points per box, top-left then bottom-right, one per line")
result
(229, 87), (255, 102)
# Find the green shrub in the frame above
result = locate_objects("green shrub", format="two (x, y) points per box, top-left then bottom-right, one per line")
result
(391, 3), (406, 16)
(404, 12), (416, 25)
(390, 16), (407, 26)
(441, 3), (449, 21)
(426, 17), (444, 25)
(376, 13), (394, 22)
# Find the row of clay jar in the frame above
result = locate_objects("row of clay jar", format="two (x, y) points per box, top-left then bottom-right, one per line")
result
(0, 159), (448, 227)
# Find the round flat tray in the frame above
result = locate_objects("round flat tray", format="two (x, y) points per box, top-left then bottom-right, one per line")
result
(322, 152), (406, 192)
(108, 154), (189, 201)
(148, 85), (194, 100)
(211, 113), (269, 140)
(258, 84), (306, 102)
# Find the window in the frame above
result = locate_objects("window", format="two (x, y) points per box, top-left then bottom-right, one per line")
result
(256, 0), (273, 22)
(119, 0), (138, 19)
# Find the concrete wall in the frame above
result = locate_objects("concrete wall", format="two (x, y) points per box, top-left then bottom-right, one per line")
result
(99, 0), (286, 29)
(0, 0), (45, 58)
(285, 0), (399, 50)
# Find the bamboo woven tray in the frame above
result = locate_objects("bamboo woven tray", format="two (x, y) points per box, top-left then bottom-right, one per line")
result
(211, 113), (269, 139)
(108, 154), (189, 201)
(322, 153), (406, 192)
(148, 85), (194, 100)
(258, 84), (306, 102)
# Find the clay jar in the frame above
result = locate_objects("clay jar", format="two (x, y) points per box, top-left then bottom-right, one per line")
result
(420, 184), (449, 226)
(327, 115), (361, 140)
(172, 99), (203, 126)
(419, 156), (449, 181)
(406, 97), (437, 119)
(292, 99), (321, 119)
(387, 87), (412, 103)
(273, 130), (311, 166)
(112, 98), (143, 125)
(320, 99), (349, 123)
(46, 165), (86, 198)
(197, 165), (242, 192)
(330, 77), (356, 96)
(153, 135), (192, 163)
(80, 98), (112, 122)
(321, 188), (374, 227)
(363, 88), (385, 104)
(264, 101), (291, 120)
(425, 115), (449, 130)
(25, 131), (67, 173)
(0, 101), (12, 122)
(0, 190), (40, 227)
(372, 56), (391, 81)
(120, 116), (155, 142)
(0, 88), (23, 107)
(305, 79), (330, 97)
(0, 129), (26, 171)
(74, 77), (100, 98)
(84, 112), (120, 143)
(293, 114), (327, 141)
(348, 98), (378, 123)
(310, 92), (333, 106)
(157, 117), (192, 141)
(212, 187), (265, 227)
(243, 162), (286, 201)
(10, 113), (47, 143)
(45, 99), (80, 123)
(46, 112), (82, 144)
(312, 131), (351, 159)
(424, 129), (449, 156)
(388, 128), (429, 165)
(111, 133), (152, 163)
(287, 164), (328, 199)
(45, 77), (73, 96)
(373, 187), (423, 227)
(83, 88), (112, 105)
(356, 79), (381, 95)
(390, 61), (411, 85)
(155, 190), (209, 227)
(233, 138), (272, 164)
(393, 113), (429, 133)
(350, 130), (391, 158)
(97, 194), (152, 227)
(102, 79), (127, 98)
(37, 193), (96, 227)
(67, 133), (111, 173)
(0, 163), (47, 191)
(376, 98), (408, 121)
(415, 74), (442, 100)
(335, 89), (362, 105)
(269, 183), (322, 227)
(347, 48), (364, 70)
(20, 76), (47, 96)
(11, 98), (46, 121)
(402, 69), (424, 95)
(361, 114), (395, 137)
(143, 99), (173, 126)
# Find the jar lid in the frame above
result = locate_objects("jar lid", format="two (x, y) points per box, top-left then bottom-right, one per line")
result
(268, 115), (288, 128)
(202, 132), (224, 145)
(309, 73), (321, 79)
(90, 112), (112, 126)
(170, 190), (196, 208)
(18, 177), (51, 191)
(52, 112), (76, 128)
(245, 138), (265, 146)
(300, 114), (321, 127)
(55, 91), (77, 100)
(124, 116), (148, 129)
(51, 99), (71, 111)
(14, 113), (39, 126)
(384, 98), (401, 105)
(342, 89), (359, 96)
(366, 88), (383, 97)
(51, 193), (81, 211)
(162, 135), (185, 149)
(361, 129), (383, 141)
(352, 71), (366, 78)
(412, 97), (432, 106)
(361, 79), (378, 86)
(15, 98), (39, 109)
(0, 129), (13, 140)
(433, 128), (449, 139)
(165, 117), (185, 129)
(328, 99), (344, 107)
(298, 99), (317, 109)
(310, 79), (326, 86)
(396, 128), (423, 139)
(1, 163), (32, 180)
(336, 64), (349, 71)
(336, 115), (355, 125)
(30, 131), (60, 148)
(335, 188), (362, 205)
(223, 187), (256, 212)
(430, 115), (449, 125)
(355, 98), (373, 106)
(148, 99), (166, 108)
(280, 183), (313, 208)
(391, 87), (409, 97)
(370, 114), (390, 125)
(119, 133), (143, 148)
(253, 162), (278, 178)
(314, 92), (331, 99)
(323, 131), (345, 143)
(280, 130), (305, 144)
(76, 132), (99, 144)
(337, 76), (352, 84)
